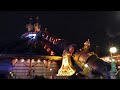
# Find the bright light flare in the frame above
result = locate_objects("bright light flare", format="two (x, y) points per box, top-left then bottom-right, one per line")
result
(27, 34), (37, 39)
(50, 68), (52, 71)
(109, 47), (117, 53)
(21, 59), (24, 62)
(84, 64), (88, 67)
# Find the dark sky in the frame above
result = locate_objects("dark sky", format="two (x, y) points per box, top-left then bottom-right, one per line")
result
(0, 11), (120, 56)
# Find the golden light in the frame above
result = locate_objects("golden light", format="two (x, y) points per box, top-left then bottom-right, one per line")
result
(40, 56), (62, 61)
(50, 51), (55, 55)
(57, 54), (76, 76)
(109, 47), (117, 54)
(37, 59), (41, 63)
(84, 64), (88, 68)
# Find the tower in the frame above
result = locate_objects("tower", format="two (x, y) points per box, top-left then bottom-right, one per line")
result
(26, 17), (33, 32)
(34, 16), (41, 32)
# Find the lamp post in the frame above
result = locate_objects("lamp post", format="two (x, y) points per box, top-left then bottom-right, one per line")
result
(109, 47), (117, 79)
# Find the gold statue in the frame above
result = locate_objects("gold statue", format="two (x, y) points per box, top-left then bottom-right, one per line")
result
(83, 39), (90, 51)
(57, 53), (76, 76)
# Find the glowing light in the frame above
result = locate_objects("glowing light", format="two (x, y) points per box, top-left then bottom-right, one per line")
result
(118, 60), (120, 62)
(32, 59), (35, 63)
(21, 59), (24, 62)
(37, 59), (41, 63)
(27, 34), (36, 39)
(112, 59), (115, 62)
(50, 51), (55, 55)
(42, 33), (45, 38)
(15, 59), (18, 61)
(45, 35), (49, 40)
(47, 48), (50, 52)
(76, 73), (78, 75)
(11, 73), (14, 77)
(118, 66), (120, 69)
(43, 60), (46, 62)
(53, 40), (56, 44)
(44, 45), (47, 49)
(84, 64), (88, 67)
(50, 68), (52, 71)
(9, 72), (12, 74)
(49, 37), (52, 42)
(26, 59), (30, 63)
(15, 59), (18, 62)
(109, 47), (117, 53)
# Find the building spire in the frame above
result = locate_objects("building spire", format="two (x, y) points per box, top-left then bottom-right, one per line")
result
(34, 16), (41, 32)
(26, 16), (33, 32)
(83, 39), (90, 51)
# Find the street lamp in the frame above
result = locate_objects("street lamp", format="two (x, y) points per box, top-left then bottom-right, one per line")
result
(109, 47), (117, 55)
(109, 46), (117, 79)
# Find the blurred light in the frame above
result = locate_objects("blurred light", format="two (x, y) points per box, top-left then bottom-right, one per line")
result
(118, 60), (120, 62)
(45, 35), (49, 40)
(43, 60), (46, 62)
(84, 64), (88, 67)
(112, 59), (115, 62)
(11, 73), (14, 77)
(37, 59), (41, 63)
(9, 72), (12, 74)
(53, 40), (56, 44)
(26, 59), (30, 63)
(15, 59), (18, 61)
(50, 68), (52, 71)
(47, 48), (50, 52)
(49, 37), (52, 42)
(21, 59), (24, 62)
(109, 47), (117, 53)
(44, 45), (47, 49)
(27, 34), (36, 39)
(118, 66), (120, 69)
(32, 59), (35, 63)
(50, 51), (55, 55)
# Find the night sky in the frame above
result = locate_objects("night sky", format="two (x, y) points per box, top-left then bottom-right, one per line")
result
(0, 11), (120, 56)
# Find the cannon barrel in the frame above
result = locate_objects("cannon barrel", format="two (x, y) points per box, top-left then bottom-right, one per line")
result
(72, 50), (111, 78)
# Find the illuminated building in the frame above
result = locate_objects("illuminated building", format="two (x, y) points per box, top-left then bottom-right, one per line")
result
(0, 17), (111, 79)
